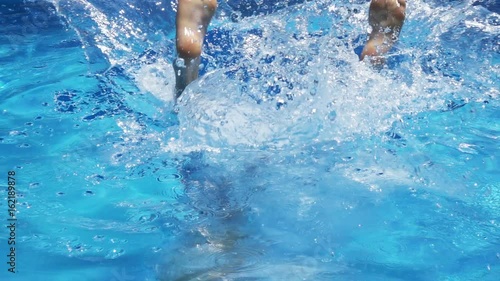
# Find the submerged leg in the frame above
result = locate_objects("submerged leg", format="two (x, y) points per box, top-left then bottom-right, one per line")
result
(174, 0), (217, 99)
(361, 0), (406, 64)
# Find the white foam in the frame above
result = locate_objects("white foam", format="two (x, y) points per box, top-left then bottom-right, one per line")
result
(133, 59), (176, 103)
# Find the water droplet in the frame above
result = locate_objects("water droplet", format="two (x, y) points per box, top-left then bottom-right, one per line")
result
(341, 156), (352, 162)
(276, 98), (286, 110)
(310, 79), (319, 96)
(138, 213), (158, 223)
(328, 110), (337, 121)
(93, 235), (105, 241)
(230, 11), (241, 22)
(175, 57), (185, 68)
(105, 248), (125, 259)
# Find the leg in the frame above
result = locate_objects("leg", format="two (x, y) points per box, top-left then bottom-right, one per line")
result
(174, 0), (217, 99)
(360, 0), (406, 64)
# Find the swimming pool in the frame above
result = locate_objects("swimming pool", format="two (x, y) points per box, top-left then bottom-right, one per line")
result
(0, 0), (498, 280)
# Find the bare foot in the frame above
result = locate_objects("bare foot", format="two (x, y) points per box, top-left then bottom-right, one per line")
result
(174, 0), (217, 99)
(360, 0), (406, 64)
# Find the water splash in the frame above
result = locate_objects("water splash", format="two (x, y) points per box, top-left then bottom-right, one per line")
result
(10, 1), (499, 280)
(174, 0), (499, 150)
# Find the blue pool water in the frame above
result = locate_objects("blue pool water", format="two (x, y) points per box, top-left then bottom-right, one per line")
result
(0, 0), (499, 280)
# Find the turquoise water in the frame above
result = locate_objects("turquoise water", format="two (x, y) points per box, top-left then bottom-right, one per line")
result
(0, 0), (499, 280)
